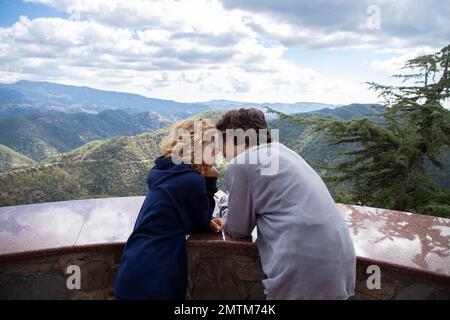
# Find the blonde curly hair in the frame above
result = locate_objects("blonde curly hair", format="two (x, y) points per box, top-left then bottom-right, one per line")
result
(160, 118), (216, 172)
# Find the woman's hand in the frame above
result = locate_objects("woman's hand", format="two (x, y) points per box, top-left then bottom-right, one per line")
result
(209, 217), (225, 233)
(199, 165), (220, 178)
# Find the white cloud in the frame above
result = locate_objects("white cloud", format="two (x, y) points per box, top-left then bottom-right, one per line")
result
(371, 46), (439, 75)
(220, 0), (450, 49)
(1, 0), (439, 104)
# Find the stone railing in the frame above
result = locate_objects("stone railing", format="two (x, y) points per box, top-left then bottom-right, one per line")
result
(0, 197), (449, 299)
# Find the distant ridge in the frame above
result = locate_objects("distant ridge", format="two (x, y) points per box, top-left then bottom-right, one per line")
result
(199, 99), (341, 114)
(0, 80), (368, 121)
(0, 80), (209, 120)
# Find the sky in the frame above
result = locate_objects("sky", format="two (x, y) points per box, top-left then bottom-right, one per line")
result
(0, 0), (448, 104)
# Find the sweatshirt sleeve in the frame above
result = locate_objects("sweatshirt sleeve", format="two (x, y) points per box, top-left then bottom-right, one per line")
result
(224, 164), (257, 239)
(184, 175), (217, 234)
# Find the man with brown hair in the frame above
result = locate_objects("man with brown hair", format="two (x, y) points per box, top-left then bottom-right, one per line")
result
(216, 108), (356, 300)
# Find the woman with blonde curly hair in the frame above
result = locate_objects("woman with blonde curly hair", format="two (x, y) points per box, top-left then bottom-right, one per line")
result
(115, 118), (224, 300)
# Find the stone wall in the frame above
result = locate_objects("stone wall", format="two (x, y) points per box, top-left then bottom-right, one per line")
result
(0, 245), (122, 300)
(354, 258), (450, 300)
(187, 245), (265, 300)
(1, 241), (449, 300)
(1, 198), (448, 299)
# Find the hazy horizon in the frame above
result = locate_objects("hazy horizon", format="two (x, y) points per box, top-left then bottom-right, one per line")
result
(2, 79), (354, 105)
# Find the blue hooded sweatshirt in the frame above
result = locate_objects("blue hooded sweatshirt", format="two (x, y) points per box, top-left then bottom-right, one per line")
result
(114, 156), (217, 300)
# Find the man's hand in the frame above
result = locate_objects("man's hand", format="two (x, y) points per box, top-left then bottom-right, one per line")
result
(199, 165), (220, 178)
(209, 217), (225, 233)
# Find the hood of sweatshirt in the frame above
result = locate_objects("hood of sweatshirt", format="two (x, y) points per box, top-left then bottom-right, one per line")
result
(146, 156), (195, 190)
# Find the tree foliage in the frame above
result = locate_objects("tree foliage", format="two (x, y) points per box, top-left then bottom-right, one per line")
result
(270, 44), (450, 217)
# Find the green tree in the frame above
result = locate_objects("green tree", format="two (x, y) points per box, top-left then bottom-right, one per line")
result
(271, 44), (450, 217)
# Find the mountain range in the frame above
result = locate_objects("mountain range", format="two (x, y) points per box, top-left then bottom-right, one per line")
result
(0, 80), (209, 120)
(0, 80), (342, 163)
(199, 99), (340, 115)
(0, 80), (447, 208)
(0, 80), (338, 119)
(0, 105), (390, 206)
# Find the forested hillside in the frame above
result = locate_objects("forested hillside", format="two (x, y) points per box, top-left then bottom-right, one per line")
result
(0, 109), (170, 161)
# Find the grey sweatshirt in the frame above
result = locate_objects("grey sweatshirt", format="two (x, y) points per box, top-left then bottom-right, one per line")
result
(224, 142), (356, 300)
